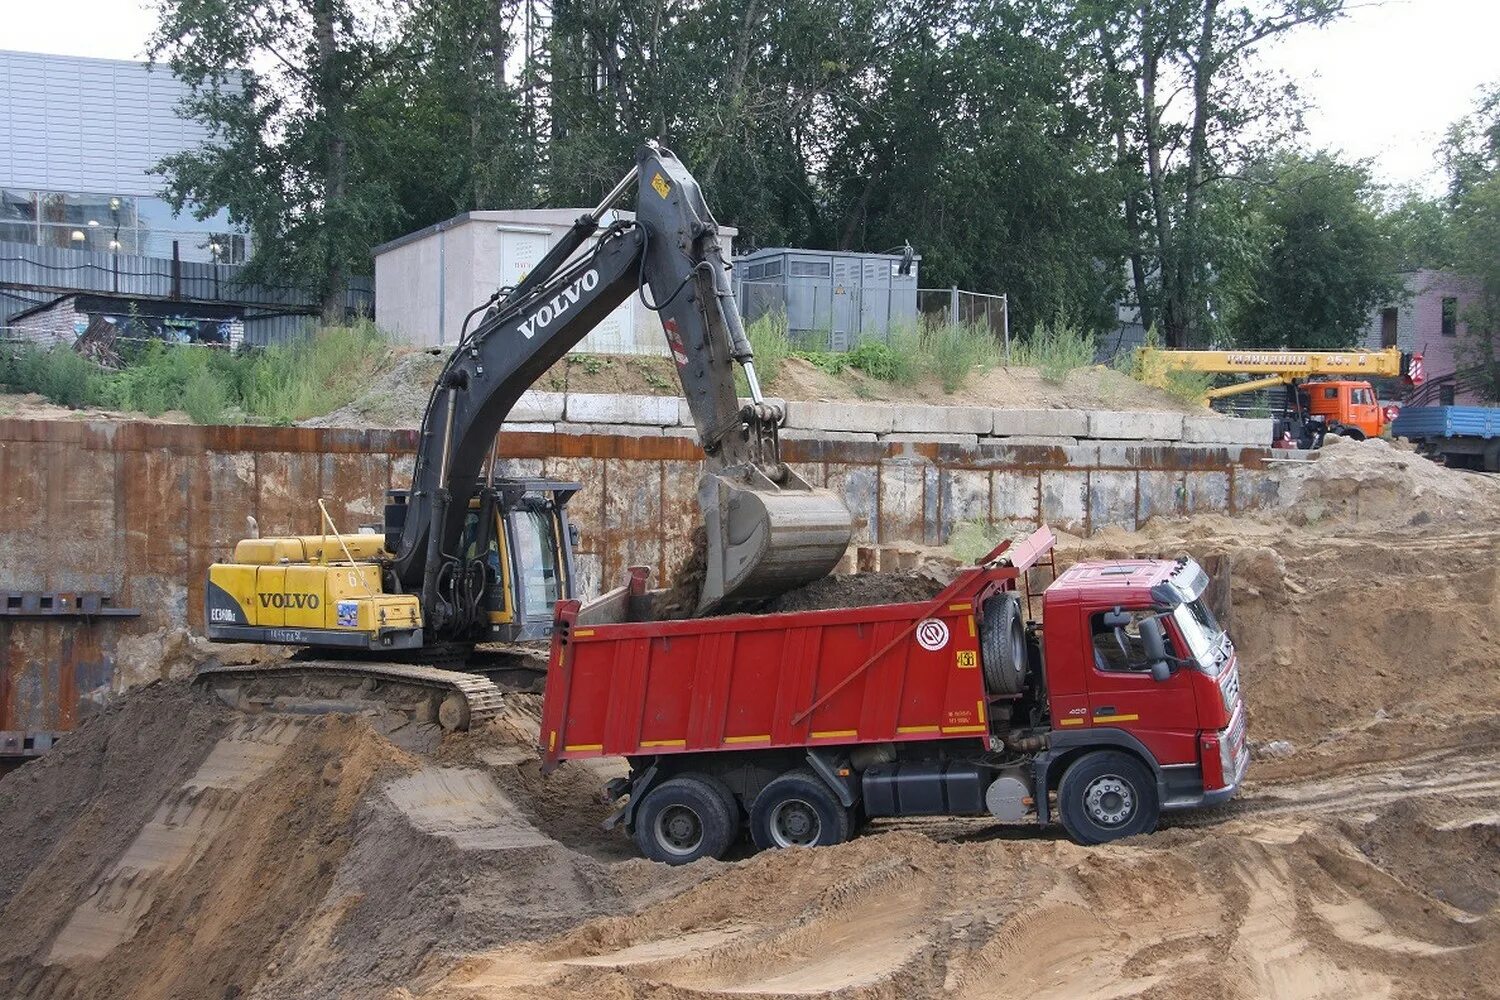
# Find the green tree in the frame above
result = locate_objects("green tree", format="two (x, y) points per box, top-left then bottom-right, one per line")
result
(1079, 0), (1348, 347)
(149, 0), (405, 321)
(1444, 83), (1500, 399)
(1224, 154), (1399, 350)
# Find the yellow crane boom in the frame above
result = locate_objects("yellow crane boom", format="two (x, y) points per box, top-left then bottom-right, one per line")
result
(1141, 347), (1407, 400)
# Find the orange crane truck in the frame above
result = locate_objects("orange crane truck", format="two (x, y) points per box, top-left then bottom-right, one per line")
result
(1143, 347), (1423, 447)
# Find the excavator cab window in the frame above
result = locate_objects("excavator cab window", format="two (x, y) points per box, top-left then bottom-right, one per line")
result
(510, 508), (563, 620)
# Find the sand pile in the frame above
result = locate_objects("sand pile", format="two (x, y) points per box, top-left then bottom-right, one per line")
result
(1266, 435), (1500, 527)
(1074, 508), (1500, 750)
(415, 796), (1500, 1000)
(303, 349), (446, 429)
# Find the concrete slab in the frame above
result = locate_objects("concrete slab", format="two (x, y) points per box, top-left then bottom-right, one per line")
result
(783, 399), (897, 434)
(879, 461), (927, 544)
(885, 433), (981, 455)
(1088, 470), (1138, 532)
(992, 408), (1089, 438)
(557, 422), (664, 437)
(1182, 415), (1273, 445)
(826, 464), (880, 544)
(780, 428), (881, 444)
(510, 390), (566, 422)
(941, 468), (992, 540)
(565, 392), (680, 426)
(993, 471), (1041, 522)
(1086, 410), (1185, 441)
(890, 404), (993, 435)
(1138, 470), (1184, 525)
(1185, 470), (1231, 514)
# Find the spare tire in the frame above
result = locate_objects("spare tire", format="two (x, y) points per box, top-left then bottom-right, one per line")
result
(979, 593), (1026, 695)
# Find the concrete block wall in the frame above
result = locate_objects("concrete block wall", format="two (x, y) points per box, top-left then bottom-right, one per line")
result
(0, 402), (1280, 733)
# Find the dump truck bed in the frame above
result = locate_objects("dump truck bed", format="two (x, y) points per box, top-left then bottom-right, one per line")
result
(540, 529), (1055, 766)
(1392, 404), (1500, 440)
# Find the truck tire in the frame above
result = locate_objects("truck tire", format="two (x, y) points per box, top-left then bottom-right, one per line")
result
(1056, 750), (1159, 846)
(633, 774), (738, 864)
(979, 593), (1026, 695)
(749, 769), (852, 851)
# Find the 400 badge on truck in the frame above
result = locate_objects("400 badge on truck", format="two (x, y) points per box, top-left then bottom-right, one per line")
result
(540, 528), (1248, 863)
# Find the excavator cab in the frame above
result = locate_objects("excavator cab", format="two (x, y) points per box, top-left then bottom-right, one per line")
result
(385, 478), (580, 644)
(457, 479), (579, 643)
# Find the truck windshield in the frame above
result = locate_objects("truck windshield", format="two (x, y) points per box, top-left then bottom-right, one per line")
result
(1171, 599), (1223, 667)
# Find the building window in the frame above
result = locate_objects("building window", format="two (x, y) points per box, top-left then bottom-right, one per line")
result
(0, 189), (247, 263)
(1439, 384), (1456, 406)
(1380, 307), (1398, 348)
(1441, 297), (1458, 337)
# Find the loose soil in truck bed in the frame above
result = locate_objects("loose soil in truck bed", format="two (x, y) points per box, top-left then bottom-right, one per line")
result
(652, 526), (945, 620)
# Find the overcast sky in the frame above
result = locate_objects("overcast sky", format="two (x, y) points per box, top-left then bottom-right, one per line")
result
(5, 0), (1497, 195)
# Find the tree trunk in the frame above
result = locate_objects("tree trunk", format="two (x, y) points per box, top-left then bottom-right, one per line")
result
(314, 0), (347, 326)
(1175, 0), (1219, 348)
(1139, 11), (1181, 345)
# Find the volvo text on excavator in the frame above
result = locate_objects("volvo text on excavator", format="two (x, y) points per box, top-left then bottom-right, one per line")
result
(195, 142), (854, 731)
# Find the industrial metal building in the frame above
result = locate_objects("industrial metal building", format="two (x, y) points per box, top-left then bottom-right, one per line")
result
(735, 248), (919, 349)
(373, 209), (735, 352)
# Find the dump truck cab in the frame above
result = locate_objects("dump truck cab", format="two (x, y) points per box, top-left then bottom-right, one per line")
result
(1037, 556), (1248, 825)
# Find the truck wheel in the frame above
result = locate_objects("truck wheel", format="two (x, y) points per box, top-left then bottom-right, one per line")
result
(1056, 751), (1159, 846)
(750, 769), (851, 851)
(980, 593), (1026, 695)
(633, 775), (737, 864)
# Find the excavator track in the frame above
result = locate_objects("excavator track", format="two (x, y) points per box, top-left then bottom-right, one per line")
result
(193, 660), (505, 732)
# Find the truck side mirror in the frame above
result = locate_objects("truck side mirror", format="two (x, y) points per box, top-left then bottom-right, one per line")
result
(1101, 608), (1132, 628)
(1140, 617), (1172, 682)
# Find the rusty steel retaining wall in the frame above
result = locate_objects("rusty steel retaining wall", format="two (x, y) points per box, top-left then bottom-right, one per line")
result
(0, 416), (1279, 741)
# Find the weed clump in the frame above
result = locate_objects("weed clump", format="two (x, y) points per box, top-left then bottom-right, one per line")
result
(1013, 316), (1096, 383)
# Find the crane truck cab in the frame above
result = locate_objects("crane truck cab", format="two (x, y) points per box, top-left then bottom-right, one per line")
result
(542, 530), (1248, 863)
(1296, 379), (1385, 440)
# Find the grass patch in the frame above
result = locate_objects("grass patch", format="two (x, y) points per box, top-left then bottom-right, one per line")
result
(742, 313), (792, 393)
(1, 320), (394, 425)
(947, 519), (1012, 564)
(1013, 316), (1096, 383)
(926, 321), (1001, 393)
(1161, 369), (1215, 405)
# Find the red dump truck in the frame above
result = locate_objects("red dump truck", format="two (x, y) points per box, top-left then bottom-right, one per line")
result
(539, 528), (1247, 864)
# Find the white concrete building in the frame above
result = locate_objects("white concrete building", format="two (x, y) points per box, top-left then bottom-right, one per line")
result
(373, 209), (736, 354)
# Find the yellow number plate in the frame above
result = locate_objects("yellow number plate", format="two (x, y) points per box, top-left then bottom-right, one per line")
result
(956, 649), (977, 669)
(651, 172), (671, 199)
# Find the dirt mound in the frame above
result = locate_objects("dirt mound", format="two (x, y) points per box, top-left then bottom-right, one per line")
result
(417, 797), (1500, 1000)
(302, 349), (446, 429)
(298, 349), (1206, 430)
(1267, 435), (1500, 527)
(1073, 510), (1500, 749)
(653, 526), (944, 619)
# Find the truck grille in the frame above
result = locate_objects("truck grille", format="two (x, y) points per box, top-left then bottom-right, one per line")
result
(1223, 705), (1249, 781)
(1220, 661), (1242, 713)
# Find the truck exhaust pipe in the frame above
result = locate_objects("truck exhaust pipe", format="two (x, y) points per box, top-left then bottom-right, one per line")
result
(696, 468), (852, 613)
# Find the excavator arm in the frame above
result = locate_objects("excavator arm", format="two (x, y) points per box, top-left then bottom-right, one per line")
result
(393, 142), (851, 638)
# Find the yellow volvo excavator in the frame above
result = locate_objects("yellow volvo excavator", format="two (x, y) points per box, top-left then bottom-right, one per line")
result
(195, 142), (853, 731)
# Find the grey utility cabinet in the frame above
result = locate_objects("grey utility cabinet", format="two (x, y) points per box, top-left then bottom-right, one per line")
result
(734, 248), (919, 349)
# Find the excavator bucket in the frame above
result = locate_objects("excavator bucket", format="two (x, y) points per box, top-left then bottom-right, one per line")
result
(696, 469), (853, 613)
